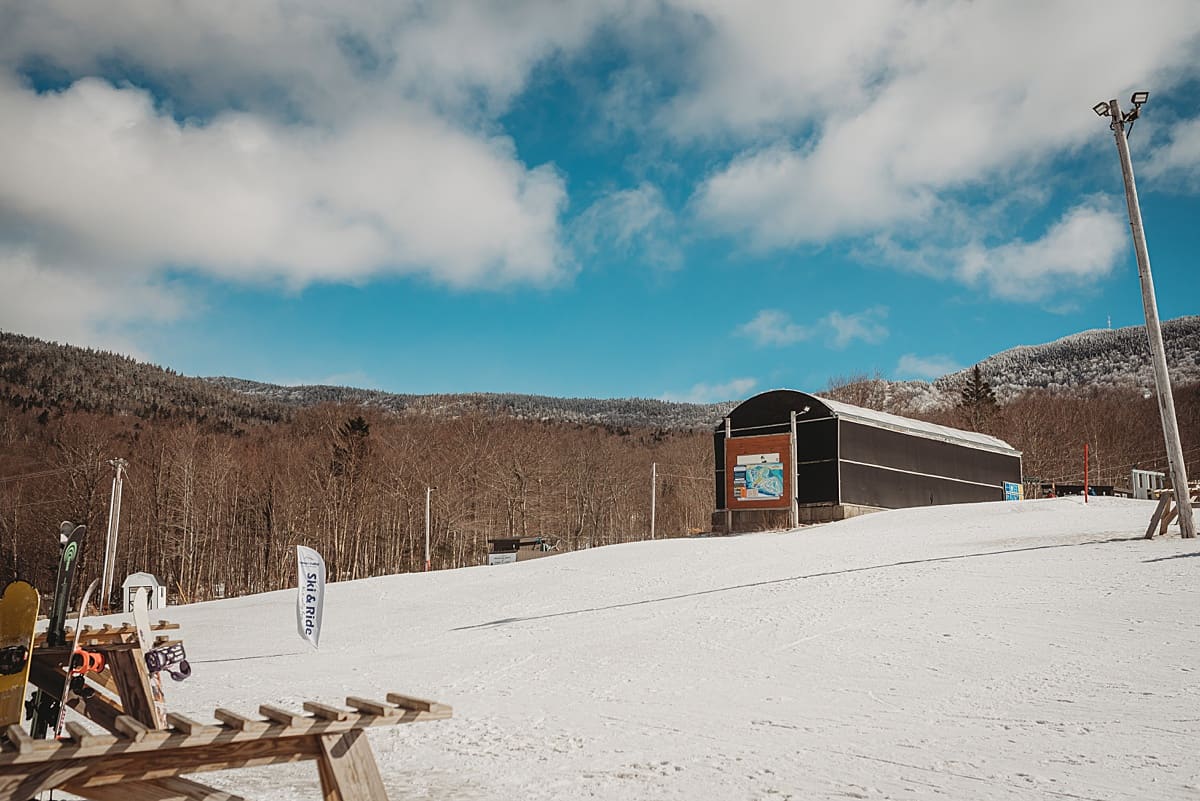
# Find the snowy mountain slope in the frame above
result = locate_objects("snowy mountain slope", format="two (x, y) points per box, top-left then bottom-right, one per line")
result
(940, 315), (1200, 399)
(113, 497), (1197, 800)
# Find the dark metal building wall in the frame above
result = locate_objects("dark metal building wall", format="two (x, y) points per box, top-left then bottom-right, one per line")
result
(838, 421), (1020, 507)
(840, 462), (1007, 507)
(794, 418), (839, 503)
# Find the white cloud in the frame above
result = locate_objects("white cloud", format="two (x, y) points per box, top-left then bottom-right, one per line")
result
(736, 310), (810, 346)
(955, 202), (1127, 301)
(685, 1), (1200, 248)
(663, 377), (757, 403)
(896, 353), (961, 380)
(737, 307), (888, 349)
(1145, 116), (1200, 189)
(0, 1), (626, 123)
(0, 76), (569, 292)
(826, 307), (888, 349)
(572, 183), (682, 269)
(0, 246), (186, 358)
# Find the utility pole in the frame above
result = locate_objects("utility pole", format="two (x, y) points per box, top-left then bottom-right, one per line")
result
(424, 486), (435, 571)
(1095, 93), (1194, 538)
(650, 462), (657, 540)
(100, 458), (128, 612)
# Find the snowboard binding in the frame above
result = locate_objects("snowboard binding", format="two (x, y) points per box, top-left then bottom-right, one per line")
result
(70, 648), (106, 675)
(144, 642), (192, 682)
(0, 644), (29, 676)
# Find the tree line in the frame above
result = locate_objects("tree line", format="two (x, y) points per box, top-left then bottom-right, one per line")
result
(2, 367), (1197, 607)
(0, 405), (711, 607)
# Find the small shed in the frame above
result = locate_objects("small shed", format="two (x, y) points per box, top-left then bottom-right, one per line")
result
(121, 571), (167, 612)
(713, 389), (1022, 531)
(486, 536), (558, 565)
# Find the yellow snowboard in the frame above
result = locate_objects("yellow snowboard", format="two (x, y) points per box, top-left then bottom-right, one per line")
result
(0, 580), (39, 726)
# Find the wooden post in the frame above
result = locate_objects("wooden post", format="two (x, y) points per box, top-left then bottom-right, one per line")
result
(1084, 443), (1089, 503)
(1145, 494), (1170, 539)
(789, 411), (798, 529)
(723, 418), (732, 535)
(316, 729), (389, 801)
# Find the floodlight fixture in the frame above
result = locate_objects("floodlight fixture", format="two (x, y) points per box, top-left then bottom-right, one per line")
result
(1131, 90), (1149, 106)
(1093, 101), (1110, 117)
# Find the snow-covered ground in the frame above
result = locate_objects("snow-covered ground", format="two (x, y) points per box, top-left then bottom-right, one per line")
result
(143, 497), (1198, 799)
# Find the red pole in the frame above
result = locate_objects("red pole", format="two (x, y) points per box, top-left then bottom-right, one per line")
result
(1084, 443), (1089, 503)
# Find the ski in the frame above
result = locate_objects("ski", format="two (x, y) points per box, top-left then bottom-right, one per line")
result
(46, 522), (86, 647)
(52, 578), (100, 738)
(0, 581), (39, 727)
(29, 522), (86, 739)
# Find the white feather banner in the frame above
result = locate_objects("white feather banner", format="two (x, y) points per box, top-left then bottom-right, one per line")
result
(295, 545), (326, 649)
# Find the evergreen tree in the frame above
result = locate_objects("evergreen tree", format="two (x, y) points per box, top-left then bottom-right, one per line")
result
(959, 364), (998, 431)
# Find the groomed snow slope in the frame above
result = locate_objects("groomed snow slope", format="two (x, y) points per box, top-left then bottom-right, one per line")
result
(153, 497), (1197, 800)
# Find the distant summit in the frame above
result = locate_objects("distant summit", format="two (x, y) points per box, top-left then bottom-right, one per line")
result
(945, 315), (1200, 398)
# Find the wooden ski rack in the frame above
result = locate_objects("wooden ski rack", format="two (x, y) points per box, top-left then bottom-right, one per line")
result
(32, 620), (179, 649)
(1145, 484), (1200, 539)
(0, 692), (452, 800)
(14, 614), (452, 799)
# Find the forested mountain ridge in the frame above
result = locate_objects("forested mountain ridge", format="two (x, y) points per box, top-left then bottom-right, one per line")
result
(0, 331), (287, 429)
(1, 315), (1197, 433)
(204, 378), (737, 430)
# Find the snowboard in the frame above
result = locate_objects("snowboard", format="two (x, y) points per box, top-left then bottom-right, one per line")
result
(46, 522), (86, 648)
(131, 587), (168, 727)
(0, 581), (39, 727)
(29, 522), (86, 738)
(53, 578), (99, 738)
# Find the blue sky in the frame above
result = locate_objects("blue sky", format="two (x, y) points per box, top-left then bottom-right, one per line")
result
(1, 2), (1198, 402)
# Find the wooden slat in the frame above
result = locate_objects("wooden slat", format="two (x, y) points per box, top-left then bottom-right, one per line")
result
(115, 715), (153, 742)
(213, 709), (269, 732)
(4, 724), (35, 754)
(63, 775), (247, 801)
(385, 692), (435, 712)
(344, 697), (397, 717)
(165, 713), (222, 736)
(23, 734), (323, 788)
(302, 702), (349, 721)
(258, 705), (309, 727)
(63, 722), (117, 749)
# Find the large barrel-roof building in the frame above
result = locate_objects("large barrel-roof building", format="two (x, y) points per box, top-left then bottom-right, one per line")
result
(714, 389), (1022, 530)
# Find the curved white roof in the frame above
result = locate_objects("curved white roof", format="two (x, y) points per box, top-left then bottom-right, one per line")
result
(817, 395), (1021, 456)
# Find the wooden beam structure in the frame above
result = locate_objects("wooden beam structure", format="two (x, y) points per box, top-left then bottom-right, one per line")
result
(0, 693), (451, 801)
(15, 614), (450, 800)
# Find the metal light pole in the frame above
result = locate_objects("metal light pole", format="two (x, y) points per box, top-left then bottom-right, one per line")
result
(100, 457), (128, 612)
(1095, 92), (1194, 538)
(424, 486), (435, 571)
(650, 462), (657, 540)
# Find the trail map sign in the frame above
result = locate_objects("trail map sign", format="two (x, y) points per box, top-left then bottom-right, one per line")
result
(724, 433), (793, 510)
